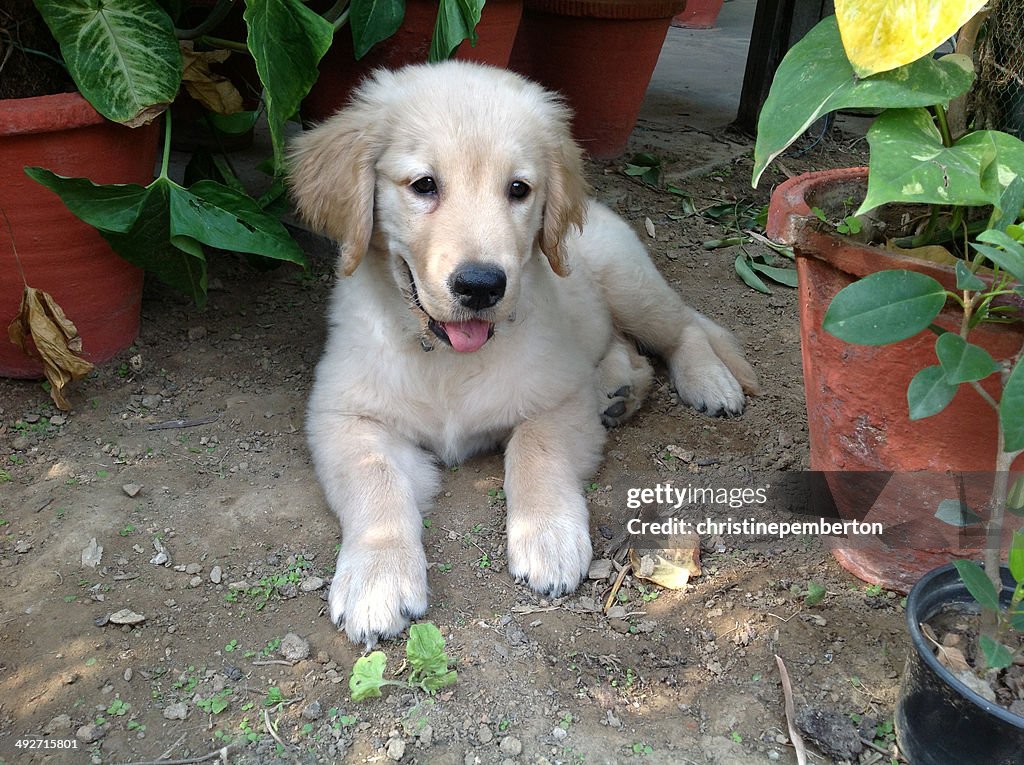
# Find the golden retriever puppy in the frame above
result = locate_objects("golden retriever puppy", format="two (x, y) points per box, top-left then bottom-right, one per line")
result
(290, 62), (759, 645)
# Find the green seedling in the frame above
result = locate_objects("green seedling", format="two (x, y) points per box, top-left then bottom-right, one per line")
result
(197, 688), (232, 715)
(631, 742), (653, 755)
(224, 638), (238, 652)
(350, 622), (457, 701)
(622, 152), (662, 187)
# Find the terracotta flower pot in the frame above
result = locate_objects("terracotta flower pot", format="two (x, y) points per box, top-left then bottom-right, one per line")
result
(509, 0), (686, 159)
(0, 92), (159, 379)
(302, 0), (524, 124)
(768, 167), (1024, 592)
(671, 0), (722, 29)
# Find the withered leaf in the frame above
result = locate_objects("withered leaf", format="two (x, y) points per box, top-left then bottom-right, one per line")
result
(8, 287), (95, 410)
(180, 41), (244, 115)
(629, 532), (702, 590)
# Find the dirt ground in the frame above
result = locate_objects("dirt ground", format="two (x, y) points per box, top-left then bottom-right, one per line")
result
(0, 122), (911, 765)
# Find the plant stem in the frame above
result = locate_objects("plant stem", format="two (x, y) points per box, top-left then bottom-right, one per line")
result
(198, 36), (250, 54)
(176, 0), (238, 40)
(160, 109), (173, 180)
(934, 104), (954, 148)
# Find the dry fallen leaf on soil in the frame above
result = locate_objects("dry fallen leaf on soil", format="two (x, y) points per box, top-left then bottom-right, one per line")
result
(7, 286), (95, 410)
(180, 41), (244, 115)
(629, 532), (702, 589)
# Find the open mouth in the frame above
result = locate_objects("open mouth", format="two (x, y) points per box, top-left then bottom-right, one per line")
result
(404, 264), (494, 353)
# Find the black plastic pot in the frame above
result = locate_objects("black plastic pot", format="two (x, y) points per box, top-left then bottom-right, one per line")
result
(896, 563), (1024, 764)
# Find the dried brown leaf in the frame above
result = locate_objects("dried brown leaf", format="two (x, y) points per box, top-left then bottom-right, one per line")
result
(629, 532), (701, 590)
(8, 287), (94, 410)
(180, 42), (244, 115)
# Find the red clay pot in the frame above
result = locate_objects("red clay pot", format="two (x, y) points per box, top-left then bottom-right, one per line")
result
(768, 167), (1024, 593)
(671, 0), (722, 29)
(302, 0), (524, 124)
(509, 0), (686, 159)
(0, 92), (158, 379)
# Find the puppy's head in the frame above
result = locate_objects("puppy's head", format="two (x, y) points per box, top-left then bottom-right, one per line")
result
(289, 62), (588, 352)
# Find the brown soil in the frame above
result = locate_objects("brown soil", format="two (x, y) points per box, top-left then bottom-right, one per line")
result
(0, 1), (75, 101)
(0, 128), (914, 765)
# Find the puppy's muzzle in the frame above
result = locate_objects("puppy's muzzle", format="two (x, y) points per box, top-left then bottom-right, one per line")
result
(449, 263), (506, 311)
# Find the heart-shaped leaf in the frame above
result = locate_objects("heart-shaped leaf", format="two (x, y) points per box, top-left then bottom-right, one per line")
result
(349, 0), (405, 60)
(431, 0), (485, 61)
(1001, 358), (1024, 452)
(751, 16), (973, 187)
(34, 0), (181, 125)
(953, 559), (1000, 612)
(834, 0), (988, 77)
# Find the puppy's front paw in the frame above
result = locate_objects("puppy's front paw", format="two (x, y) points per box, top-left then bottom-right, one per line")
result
(506, 511), (591, 598)
(329, 543), (428, 646)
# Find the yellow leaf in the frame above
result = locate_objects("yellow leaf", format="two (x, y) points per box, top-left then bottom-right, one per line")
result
(629, 532), (702, 590)
(7, 287), (95, 411)
(835, 0), (988, 77)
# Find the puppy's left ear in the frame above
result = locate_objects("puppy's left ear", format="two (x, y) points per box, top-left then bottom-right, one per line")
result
(540, 114), (588, 277)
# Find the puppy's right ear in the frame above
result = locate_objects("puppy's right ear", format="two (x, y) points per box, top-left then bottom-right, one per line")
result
(289, 102), (380, 276)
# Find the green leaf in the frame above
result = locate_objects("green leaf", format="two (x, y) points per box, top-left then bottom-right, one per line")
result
(245, 0), (334, 170)
(430, 0), (485, 62)
(26, 168), (207, 306)
(934, 498), (983, 527)
(908, 366), (959, 420)
(992, 176), (1024, 232)
(859, 110), (1018, 214)
(749, 261), (798, 287)
(349, 0), (405, 60)
(953, 559), (1001, 612)
(169, 181), (307, 266)
(823, 270), (947, 345)
(934, 333), (998, 384)
(804, 581), (826, 606)
(1009, 476), (1024, 512)
(751, 16), (974, 187)
(979, 635), (1014, 671)
(406, 623), (450, 679)
(350, 651), (387, 701)
(973, 230), (1024, 283)
(955, 260), (986, 291)
(734, 255), (771, 294)
(1009, 530), (1024, 584)
(1001, 359), (1024, 452)
(34, 0), (181, 125)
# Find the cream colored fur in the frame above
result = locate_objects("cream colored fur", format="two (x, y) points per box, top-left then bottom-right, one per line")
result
(289, 62), (759, 645)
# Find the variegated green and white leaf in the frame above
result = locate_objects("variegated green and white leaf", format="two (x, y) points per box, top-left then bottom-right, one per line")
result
(34, 0), (181, 126)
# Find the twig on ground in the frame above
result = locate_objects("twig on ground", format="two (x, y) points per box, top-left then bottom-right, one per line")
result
(603, 562), (631, 614)
(775, 654), (808, 765)
(146, 415), (219, 431)
(115, 744), (230, 765)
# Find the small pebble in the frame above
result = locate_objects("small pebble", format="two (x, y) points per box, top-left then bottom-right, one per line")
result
(210, 566), (222, 584)
(587, 559), (613, 580)
(108, 609), (145, 626)
(45, 714), (72, 734)
(499, 736), (522, 756)
(477, 725), (492, 744)
(302, 701), (322, 721)
(163, 702), (188, 720)
(386, 738), (406, 761)
(76, 724), (105, 743)
(141, 395), (161, 409)
(123, 668), (133, 682)
(50, 414), (67, 426)
(122, 483), (142, 498)
(551, 727), (567, 741)
(300, 576), (325, 592)
(184, 563), (202, 575)
(280, 632), (310, 662)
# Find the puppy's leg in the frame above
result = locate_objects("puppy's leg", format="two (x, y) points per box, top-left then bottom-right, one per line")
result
(596, 333), (653, 427)
(308, 416), (438, 646)
(504, 392), (605, 596)
(586, 210), (759, 415)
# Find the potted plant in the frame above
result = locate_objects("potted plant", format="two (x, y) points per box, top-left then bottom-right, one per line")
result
(6, 0), (496, 403)
(753, 3), (1024, 757)
(752, 1), (1024, 590)
(508, 0), (687, 159)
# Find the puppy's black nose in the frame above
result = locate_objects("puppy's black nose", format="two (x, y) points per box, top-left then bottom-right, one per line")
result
(450, 263), (506, 311)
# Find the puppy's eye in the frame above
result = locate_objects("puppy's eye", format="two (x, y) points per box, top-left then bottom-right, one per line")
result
(509, 180), (531, 200)
(411, 177), (438, 195)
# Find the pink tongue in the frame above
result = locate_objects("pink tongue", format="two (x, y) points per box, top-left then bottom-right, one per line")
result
(441, 319), (492, 353)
